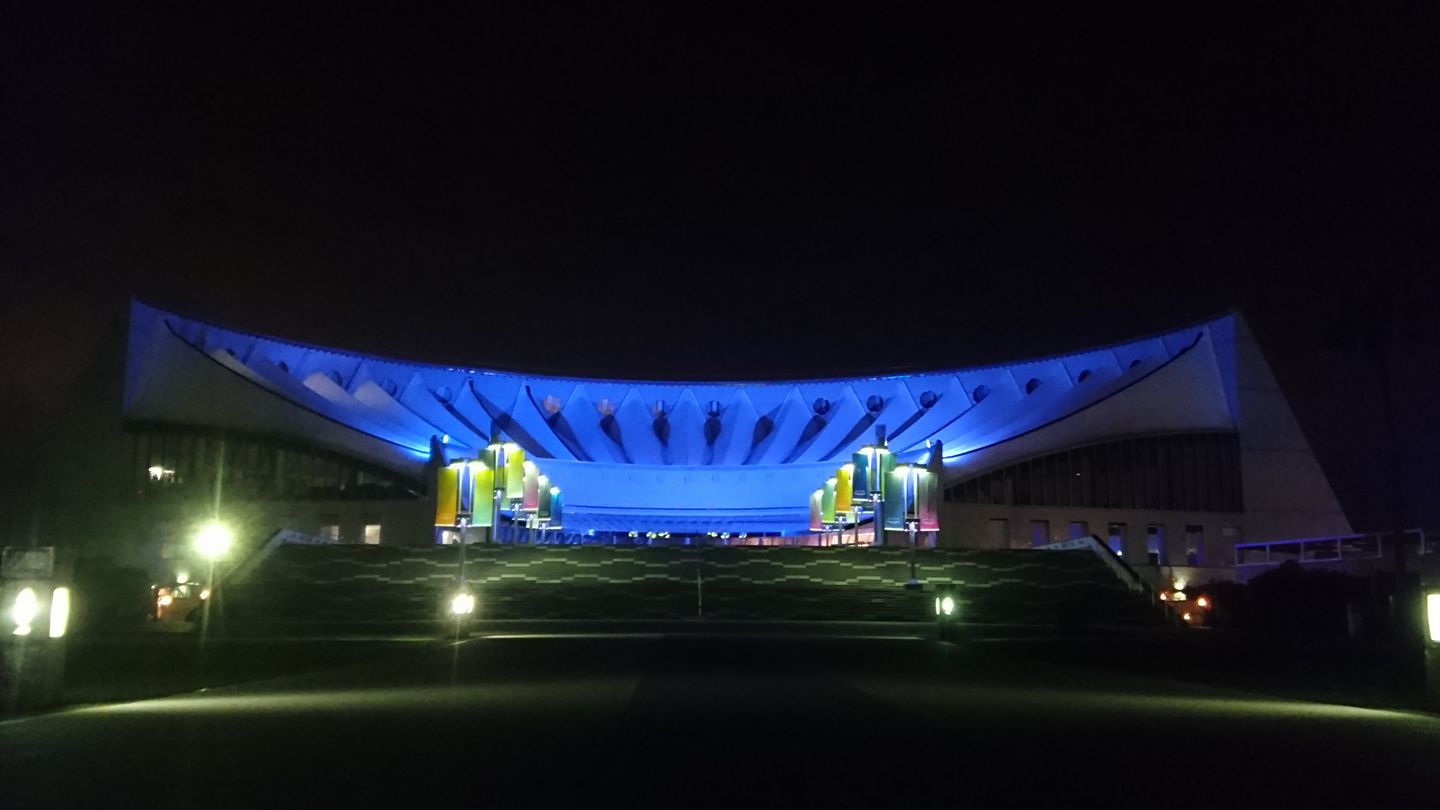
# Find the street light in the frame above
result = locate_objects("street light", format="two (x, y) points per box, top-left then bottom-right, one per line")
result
(194, 520), (233, 640)
(10, 587), (38, 636)
(195, 521), (234, 561)
(934, 584), (961, 641)
(450, 591), (476, 617)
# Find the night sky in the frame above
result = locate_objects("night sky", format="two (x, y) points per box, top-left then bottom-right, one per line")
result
(2, 4), (1437, 530)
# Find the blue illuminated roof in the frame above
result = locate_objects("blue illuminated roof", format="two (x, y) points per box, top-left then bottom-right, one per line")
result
(123, 301), (1242, 533)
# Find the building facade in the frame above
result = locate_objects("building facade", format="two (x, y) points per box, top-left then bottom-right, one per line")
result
(92, 301), (1350, 584)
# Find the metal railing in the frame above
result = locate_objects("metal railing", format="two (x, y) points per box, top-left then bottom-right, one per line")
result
(1040, 535), (1149, 593)
(1234, 529), (1432, 567)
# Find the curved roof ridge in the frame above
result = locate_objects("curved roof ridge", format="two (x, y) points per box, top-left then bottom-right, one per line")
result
(132, 297), (1236, 386)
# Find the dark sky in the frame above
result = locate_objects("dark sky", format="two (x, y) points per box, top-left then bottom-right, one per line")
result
(1, 3), (1437, 530)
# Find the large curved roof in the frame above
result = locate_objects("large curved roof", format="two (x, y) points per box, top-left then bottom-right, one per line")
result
(124, 301), (1243, 533)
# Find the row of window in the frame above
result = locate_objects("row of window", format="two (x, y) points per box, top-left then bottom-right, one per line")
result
(944, 433), (1243, 513)
(983, 517), (1240, 566)
(315, 521), (384, 545)
(128, 426), (421, 502)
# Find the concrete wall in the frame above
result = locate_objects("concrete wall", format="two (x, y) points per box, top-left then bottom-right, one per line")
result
(1219, 314), (1352, 541)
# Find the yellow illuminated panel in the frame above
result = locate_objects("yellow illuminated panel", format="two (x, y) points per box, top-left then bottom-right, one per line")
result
(435, 464), (459, 527)
(1428, 593), (1440, 643)
(835, 464), (853, 513)
(472, 463), (494, 527)
(505, 449), (527, 499)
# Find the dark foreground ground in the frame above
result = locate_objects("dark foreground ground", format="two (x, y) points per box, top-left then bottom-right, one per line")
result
(3, 630), (1439, 808)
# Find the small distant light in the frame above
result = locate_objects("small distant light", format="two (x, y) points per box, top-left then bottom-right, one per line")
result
(1173, 578), (1188, 591)
(11, 587), (38, 635)
(1172, 591), (1187, 602)
(199, 588), (211, 601)
(176, 571), (190, 585)
(450, 592), (475, 617)
(1182, 612), (1193, 622)
(49, 588), (70, 638)
(157, 594), (173, 607)
(935, 595), (956, 617)
(1158, 591), (1170, 602)
(1196, 596), (1210, 609)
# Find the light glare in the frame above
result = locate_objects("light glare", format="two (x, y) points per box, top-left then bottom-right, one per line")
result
(49, 587), (69, 638)
(11, 587), (38, 635)
(1428, 593), (1440, 643)
(195, 521), (234, 560)
(450, 592), (476, 616)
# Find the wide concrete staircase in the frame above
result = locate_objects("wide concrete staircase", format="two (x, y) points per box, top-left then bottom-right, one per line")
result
(219, 543), (1171, 631)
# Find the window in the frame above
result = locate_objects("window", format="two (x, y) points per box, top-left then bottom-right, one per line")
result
(1107, 522), (1126, 556)
(1221, 526), (1241, 565)
(364, 524), (382, 545)
(1185, 525), (1204, 566)
(319, 521), (340, 543)
(1147, 525), (1166, 566)
(987, 519), (1009, 548)
(128, 427), (421, 503)
(942, 433), (1243, 512)
(1068, 521), (1089, 539)
(1029, 520), (1050, 548)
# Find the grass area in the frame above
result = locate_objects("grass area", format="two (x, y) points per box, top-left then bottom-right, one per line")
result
(60, 631), (425, 705)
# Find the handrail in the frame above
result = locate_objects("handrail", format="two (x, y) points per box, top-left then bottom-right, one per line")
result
(226, 528), (331, 585)
(1039, 535), (1148, 594)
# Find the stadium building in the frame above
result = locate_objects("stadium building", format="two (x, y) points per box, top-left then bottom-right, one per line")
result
(63, 300), (1350, 588)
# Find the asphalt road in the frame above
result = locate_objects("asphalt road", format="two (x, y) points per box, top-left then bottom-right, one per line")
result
(3, 632), (1439, 808)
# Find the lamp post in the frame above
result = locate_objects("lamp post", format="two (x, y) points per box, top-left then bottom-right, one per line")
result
(194, 520), (233, 642)
(894, 464), (922, 585)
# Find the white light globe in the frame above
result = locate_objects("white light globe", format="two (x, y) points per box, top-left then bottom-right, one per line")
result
(450, 592), (476, 616)
(195, 521), (234, 561)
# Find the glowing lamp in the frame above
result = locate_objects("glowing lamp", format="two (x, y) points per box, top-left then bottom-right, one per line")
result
(933, 584), (961, 640)
(450, 592), (476, 617)
(195, 521), (234, 561)
(49, 588), (70, 638)
(11, 587), (38, 636)
(1427, 593), (1440, 644)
